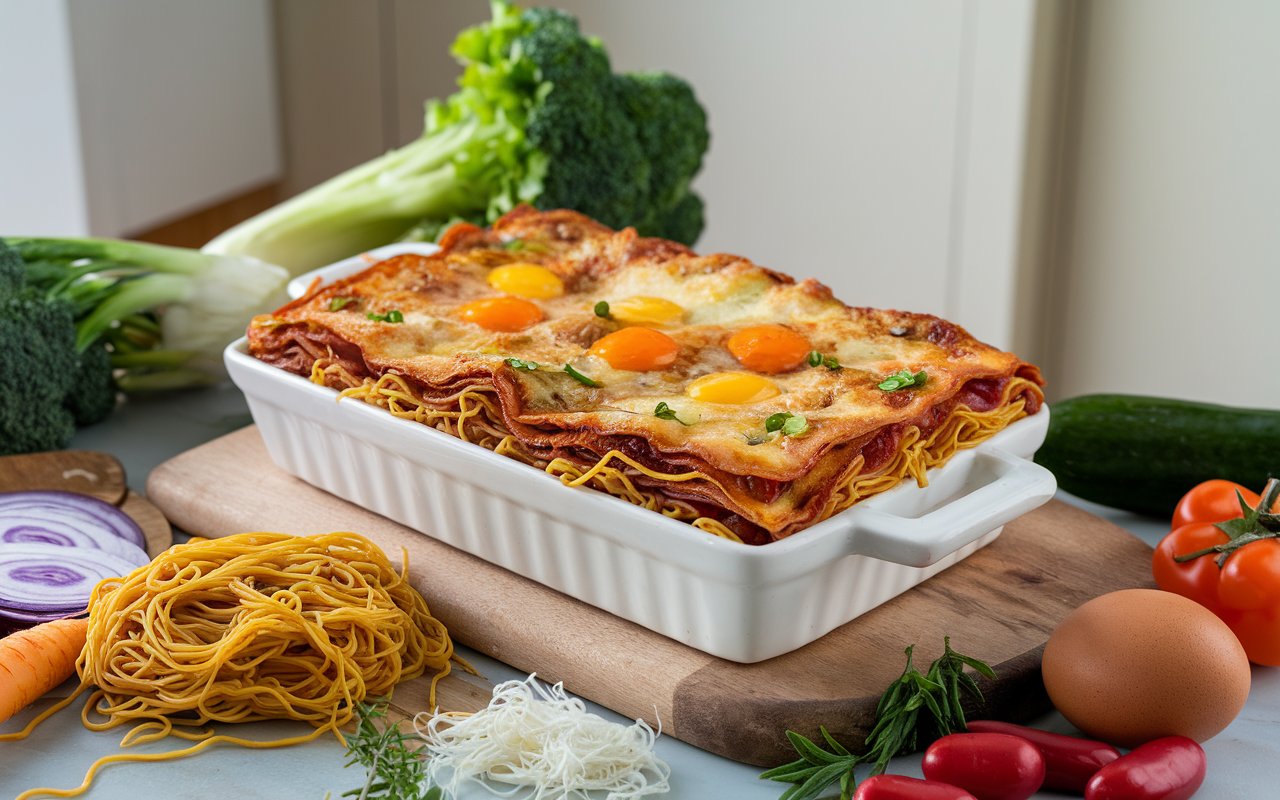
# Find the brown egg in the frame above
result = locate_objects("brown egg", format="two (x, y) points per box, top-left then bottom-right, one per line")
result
(1042, 588), (1250, 748)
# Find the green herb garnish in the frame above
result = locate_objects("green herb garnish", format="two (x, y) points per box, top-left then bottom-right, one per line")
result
(761, 637), (995, 800)
(341, 699), (440, 800)
(502, 238), (548, 254)
(877, 369), (927, 392)
(807, 350), (841, 370)
(366, 309), (404, 324)
(504, 357), (539, 371)
(654, 401), (690, 426)
(329, 296), (358, 312)
(594, 300), (611, 318)
(764, 412), (809, 437)
(563, 363), (602, 387)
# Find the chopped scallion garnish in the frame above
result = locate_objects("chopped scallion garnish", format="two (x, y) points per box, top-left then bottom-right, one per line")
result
(563, 364), (602, 387)
(329, 296), (358, 312)
(877, 369), (928, 392)
(504, 357), (539, 371)
(594, 300), (611, 318)
(366, 309), (404, 323)
(764, 412), (810, 437)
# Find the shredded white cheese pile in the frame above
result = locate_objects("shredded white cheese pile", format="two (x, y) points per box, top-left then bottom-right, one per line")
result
(416, 674), (671, 799)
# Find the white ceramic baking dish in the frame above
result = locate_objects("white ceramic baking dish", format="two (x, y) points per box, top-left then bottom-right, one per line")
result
(226, 245), (1056, 662)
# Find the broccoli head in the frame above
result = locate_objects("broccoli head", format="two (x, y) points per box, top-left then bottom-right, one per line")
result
(204, 1), (711, 271)
(0, 288), (80, 454)
(65, 341), (117, 427)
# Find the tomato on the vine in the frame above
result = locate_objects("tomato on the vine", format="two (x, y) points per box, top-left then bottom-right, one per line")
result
(1170, 479), (1261, 529)
(1153, 478), (1280, 665)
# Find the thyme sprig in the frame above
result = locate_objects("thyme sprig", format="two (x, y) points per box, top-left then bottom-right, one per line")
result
(760, 637), (995, 800)
(342, 699), (440, 800)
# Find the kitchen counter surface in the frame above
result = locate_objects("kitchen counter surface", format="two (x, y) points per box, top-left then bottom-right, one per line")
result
(3, 385), (1276, 799)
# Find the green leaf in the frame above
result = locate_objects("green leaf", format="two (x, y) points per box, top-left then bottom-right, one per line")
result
(504, 357), (539, 371)
(823, 355), (841, 370)
(786, 730), (846, 766)
(329, 296), (358, 311)
(760, 762), (822, 784)
(781, 414), (810, 437)
(807, 350), (823, 367)
(819, 726), (851, 757)
(877, 369), (927, 391)
(564, 363), (602, 387)
(654, 401), (691, 425)
(765, 412), (791, 432)
(594, 300), (611, 318)
(366, 308), (404, 323)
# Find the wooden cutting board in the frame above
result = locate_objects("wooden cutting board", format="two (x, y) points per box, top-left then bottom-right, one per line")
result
(146, 426), (1155, 767)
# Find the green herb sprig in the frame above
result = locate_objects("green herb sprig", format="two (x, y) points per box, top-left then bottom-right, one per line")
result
(654, 401), (690, 426)
(564, 363), (602, 387)
(367, 309), (404, 324)
(329, 296), (359, 312)
(504, 357), (540, 371)
(760, 637), (994, 800)
(807, 351), (841, 370)
(765, 412), (810, 438)
(341, 699), (441, 800)
(877, 369), (927, 392)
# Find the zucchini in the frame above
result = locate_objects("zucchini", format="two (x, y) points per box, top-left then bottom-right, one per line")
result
(1034, 394), (1280, 517)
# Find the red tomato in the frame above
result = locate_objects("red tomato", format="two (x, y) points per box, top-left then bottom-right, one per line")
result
(1157, 476), (1280, 665)
(922, 733), (1045, 800)
(1151, 523), (1231, 614)
(1172, 479), (1261, 530)
(1084, 736), (1205, 800)
(853, 774), (977, 800)
(965, 720), (1120, 793)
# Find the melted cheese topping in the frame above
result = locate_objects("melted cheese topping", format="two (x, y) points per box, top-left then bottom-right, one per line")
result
(250, 207), (1043, 539)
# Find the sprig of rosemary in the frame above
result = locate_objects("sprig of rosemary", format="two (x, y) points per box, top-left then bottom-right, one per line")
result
(760, 637), (995, 800)
(342, 699), (440, 800)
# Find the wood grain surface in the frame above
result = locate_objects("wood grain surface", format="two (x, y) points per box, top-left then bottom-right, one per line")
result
(0, 451), (173, 556)
(147, 426), (1156, 766)
(0, 450), (127, 504)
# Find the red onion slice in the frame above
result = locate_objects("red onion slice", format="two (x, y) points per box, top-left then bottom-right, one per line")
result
(0, 542), (140, 613)
(0, 490), (146, 549)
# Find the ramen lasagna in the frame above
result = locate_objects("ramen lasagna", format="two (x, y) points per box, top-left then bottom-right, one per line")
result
(248, 207), (1044, 545)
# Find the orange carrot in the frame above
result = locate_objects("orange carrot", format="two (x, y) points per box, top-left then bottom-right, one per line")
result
(0, 617), (88, 725)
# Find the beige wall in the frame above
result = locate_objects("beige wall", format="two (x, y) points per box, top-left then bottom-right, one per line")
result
(1044, 0), (1280, 406)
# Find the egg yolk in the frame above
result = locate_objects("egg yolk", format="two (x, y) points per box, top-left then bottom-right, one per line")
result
(686, 371), (780, 404)
(456, 296), (544, 332)
(588, 327), (679, 372)
(487, 263), (564, 299)
(609, 296), (685, 326)
(726, 324), (811, 374)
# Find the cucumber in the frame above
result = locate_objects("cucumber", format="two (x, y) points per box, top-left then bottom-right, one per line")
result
(1034, 394), (1280, 517)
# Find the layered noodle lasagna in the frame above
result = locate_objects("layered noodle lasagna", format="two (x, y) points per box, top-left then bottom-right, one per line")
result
(249, 207), (1043, 545)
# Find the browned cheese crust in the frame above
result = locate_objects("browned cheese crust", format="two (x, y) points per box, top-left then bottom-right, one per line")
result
(249, 207), (1043, 542)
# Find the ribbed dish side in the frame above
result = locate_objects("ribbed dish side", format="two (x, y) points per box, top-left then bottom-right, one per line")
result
(234, 346), (1040, 662)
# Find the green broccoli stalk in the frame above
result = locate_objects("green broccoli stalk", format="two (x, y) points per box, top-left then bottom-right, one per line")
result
(203, 0), (710, 275)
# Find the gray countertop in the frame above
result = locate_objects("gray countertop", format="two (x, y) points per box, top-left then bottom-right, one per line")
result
(2, 385), (1276, 799)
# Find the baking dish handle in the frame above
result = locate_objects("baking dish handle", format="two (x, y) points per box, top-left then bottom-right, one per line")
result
(849, 449), (1057, 568)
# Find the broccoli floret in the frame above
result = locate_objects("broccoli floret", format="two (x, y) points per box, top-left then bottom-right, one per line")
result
(0, 285), (80, 455)
(615, 72), (710, 238)
(65, 342), (116, 426)
(205, 1), (711, 272)
(0, 237), (23, 296)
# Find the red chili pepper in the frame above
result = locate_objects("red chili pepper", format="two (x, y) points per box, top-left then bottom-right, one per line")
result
(852, 774), (978, 800)
(1085, 736), (1206, 800)
(966, 720), (1121, 793)
(922, 733), (1046, 800)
